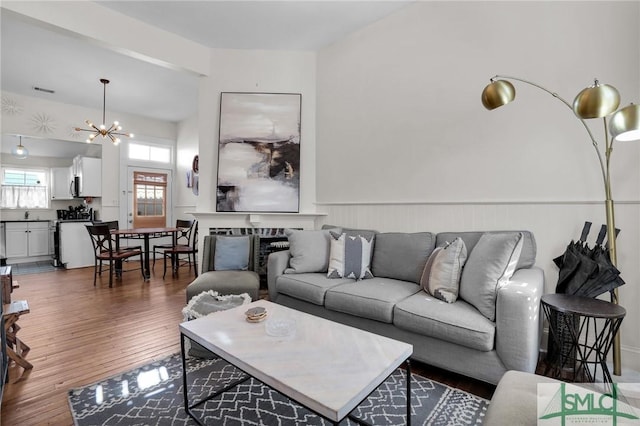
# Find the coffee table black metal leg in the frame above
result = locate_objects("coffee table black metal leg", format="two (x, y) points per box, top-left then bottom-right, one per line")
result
(181, 333), (204, 426)
(344, 357), (412, 426)
(406, 359), (412, 425)
(181, 333), (254, 425)
(143, 235), (151, 280)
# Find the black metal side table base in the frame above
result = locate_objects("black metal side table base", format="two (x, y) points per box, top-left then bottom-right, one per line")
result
(542, 293), (625, 386)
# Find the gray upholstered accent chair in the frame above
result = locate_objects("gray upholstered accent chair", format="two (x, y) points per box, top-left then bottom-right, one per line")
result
(185, 234), (261, 302)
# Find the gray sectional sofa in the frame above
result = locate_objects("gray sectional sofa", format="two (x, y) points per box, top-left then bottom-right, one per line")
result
(267, 228), (544, 385)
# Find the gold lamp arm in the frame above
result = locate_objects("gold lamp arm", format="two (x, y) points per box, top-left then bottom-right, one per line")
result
(492, 75), (608, 191)
(485, 74), (623, 375)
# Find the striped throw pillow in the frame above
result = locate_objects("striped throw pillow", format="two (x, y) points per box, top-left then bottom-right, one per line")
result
(327, 231), (374, 280)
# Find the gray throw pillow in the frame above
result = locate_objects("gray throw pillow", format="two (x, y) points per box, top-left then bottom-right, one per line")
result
(371, 232), (436, 284)
(421, 237), (467, 303)
(327, 231), (374, 280)
(214, 236), (250, 271)
(285, 228), (341, 274)
(460, 232), (524, 321)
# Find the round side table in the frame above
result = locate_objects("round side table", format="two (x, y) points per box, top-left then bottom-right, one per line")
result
(541, 293), (625, 384)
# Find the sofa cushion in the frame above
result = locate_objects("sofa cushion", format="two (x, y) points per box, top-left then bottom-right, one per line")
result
(327, 231), (374, 280)
(420, 237), (467, 303)
(284, 228), (341, 274)
(394, 292), (496, 351)
(186, 270), (260, 302)
(436, 230), (536, 270)
(459, 232), (524, 321)
(371, 232), (435, 284)
(325, 278), (421, 323)
(276, 273), (352, 306)
(213, 235), (250, 271)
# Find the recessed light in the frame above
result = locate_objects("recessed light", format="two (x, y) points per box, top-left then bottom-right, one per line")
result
(33, 86), (55, 94)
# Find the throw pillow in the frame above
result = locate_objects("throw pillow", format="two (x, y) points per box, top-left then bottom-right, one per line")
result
(327, 231), (374, 280)
(284, 228), (341, 274)
(213, 236), (250, 271)
(420, 237), (467, 303)
(371, 232), (436, 284)
(459, 232), (524, 321)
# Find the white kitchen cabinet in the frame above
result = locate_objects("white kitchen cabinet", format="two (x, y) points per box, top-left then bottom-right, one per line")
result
(5, 224), (27, 258)
(73, 156), (102, 197)
(4, 221), (51, 260)
(50, 167), (74, 200)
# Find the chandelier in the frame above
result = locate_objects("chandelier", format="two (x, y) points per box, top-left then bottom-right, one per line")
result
(75, 78), (133, 145)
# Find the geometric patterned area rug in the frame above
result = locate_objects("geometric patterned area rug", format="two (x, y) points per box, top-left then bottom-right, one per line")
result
(68, 353), (488, 425)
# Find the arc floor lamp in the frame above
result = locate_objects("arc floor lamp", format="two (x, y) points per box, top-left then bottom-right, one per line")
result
(481, 75), (640, 375)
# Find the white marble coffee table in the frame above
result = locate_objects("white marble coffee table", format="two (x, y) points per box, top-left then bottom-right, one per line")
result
(180, 299), (413, 425)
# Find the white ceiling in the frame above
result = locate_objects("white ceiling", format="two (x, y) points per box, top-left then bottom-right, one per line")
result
(1, 1), (412, 124)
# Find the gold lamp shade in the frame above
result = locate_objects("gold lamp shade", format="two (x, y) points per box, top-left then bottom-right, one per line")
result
(481, 79), (515, 110)
(610, 103), (640, 142)
(573, 81), (620, 119)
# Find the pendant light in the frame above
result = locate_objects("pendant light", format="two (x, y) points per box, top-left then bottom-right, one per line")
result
(11, 135), (28, 159)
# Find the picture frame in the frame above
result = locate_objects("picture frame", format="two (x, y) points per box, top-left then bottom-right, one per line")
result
(216, 92), (301, 212)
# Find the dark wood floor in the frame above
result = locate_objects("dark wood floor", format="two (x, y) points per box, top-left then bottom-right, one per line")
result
(1, 263), (494, 425)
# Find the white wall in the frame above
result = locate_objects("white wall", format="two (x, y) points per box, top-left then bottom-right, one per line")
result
(316, 2), (640, 371)
(174, 115), (199, 221)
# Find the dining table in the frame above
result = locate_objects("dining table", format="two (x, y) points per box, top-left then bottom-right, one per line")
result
(112, 227), (179, 280)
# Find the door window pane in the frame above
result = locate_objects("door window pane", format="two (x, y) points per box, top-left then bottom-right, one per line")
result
(133, 171), (167, 228)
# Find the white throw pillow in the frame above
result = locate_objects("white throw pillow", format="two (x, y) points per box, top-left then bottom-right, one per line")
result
(284, 228), (341, 274)
(420, 237), (467, 303)
(459, 232), (524, 321)
(327, 231), (374, 280)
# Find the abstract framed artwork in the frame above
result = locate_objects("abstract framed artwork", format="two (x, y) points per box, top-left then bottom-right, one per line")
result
(216, 92), (301, 212)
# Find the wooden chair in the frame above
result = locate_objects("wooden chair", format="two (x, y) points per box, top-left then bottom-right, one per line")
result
(93, 220), (142, 252)
(152, 219), (194, 268)
(86, 224), (144, 287)
(163, 221), (198, 278)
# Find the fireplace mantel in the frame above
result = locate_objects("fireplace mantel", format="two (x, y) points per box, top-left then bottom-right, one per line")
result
(187, 211), (326, 230)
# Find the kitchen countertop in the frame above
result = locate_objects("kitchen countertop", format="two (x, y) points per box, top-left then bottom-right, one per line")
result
(1, 220), (52, 223)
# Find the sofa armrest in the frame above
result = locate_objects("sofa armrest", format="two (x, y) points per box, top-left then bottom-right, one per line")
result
(267, 250), (290, 301)
(495, 266), (545, 373)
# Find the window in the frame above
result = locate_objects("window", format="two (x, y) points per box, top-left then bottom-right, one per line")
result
(128, 143), (171, 163)
(133, 171), (167, 228)
(0, 168), (49, 209)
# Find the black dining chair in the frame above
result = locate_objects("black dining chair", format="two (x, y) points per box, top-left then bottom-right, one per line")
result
(163, 221), (198, 278)
(152, 219), (194, 269)
(86, 224), (144, 287)
(93, 220), (142, 252)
